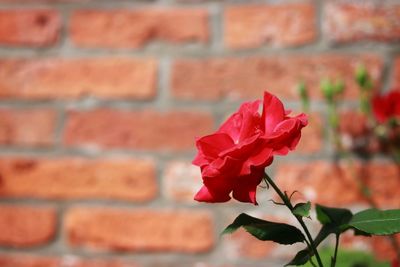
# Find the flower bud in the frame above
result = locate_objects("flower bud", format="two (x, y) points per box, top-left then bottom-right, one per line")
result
(355, 65), (372, 90)
(333, 80), (345, 95)
(320, 79), (335, 102)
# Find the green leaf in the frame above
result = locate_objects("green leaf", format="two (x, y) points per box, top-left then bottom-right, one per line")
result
(293, 202), (311, 217)
(285, 249), (311, 266)
(316, 204), (353, 226)
(314, 224), (337, 247)
(316, 205), (331, 224)
(312, 205), (354, 256)
(222, 213), (305, 245)
(349, 209), (400, 235)
(353, 228), (371, 237)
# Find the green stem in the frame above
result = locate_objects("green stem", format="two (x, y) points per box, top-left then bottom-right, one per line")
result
(264, 173), (324, 267)
(331, 234), (340, 267)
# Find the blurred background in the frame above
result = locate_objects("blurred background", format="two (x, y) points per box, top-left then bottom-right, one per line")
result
(0, 0), (399, 266)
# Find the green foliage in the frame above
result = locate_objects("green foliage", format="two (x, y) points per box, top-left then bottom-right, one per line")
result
(355, 65), (373, 90)
(349, 209), (400, 235)
(286, 205), (354, 266)
(316, 205), (353, 228)
(222, 213), (305, 245)
(293, 202), (312, 218)
(303, 248), (389, 267)
(286, 249), (312, 266)
(320, 79), (345, 103)
(321, 79), (336, 102)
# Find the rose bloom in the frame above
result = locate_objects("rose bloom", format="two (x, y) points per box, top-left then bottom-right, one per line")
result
(193, 91), (307, 204)
(372, 89), (400, 124)
(393, 259), (399, 267)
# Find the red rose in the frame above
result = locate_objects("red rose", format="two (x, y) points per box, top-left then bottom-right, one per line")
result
(392, 259), (399, 267)
(372, 89), (400, 123)
(193, 91), (307, 204)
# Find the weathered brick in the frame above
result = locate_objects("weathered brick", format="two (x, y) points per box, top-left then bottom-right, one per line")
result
(65, 207), (214, 252)
(163, 161), (201, 203)
(363, 163), (400, 208)
(0, 254), (141, 267)
(392, 57), (400, 88)
(0, 58), (157, 100)
(224, 3), (316, 49)
(0, 0), (84, 2)
(339, 111), (369, 138)
(275, 162), (400, 207)
(371, 234), (400, 260)
(171, 54), (382, 101)
(275, 162), (362, 206)
(0, 158), (157, 202)
(221, 212), (299, 261)
(70, 9), (208, 48)
(0, 205), (56, 247)
(325, 3), (400, 43)
(0, 109), (56, 146)
(0, 255), (58, 267)
(0, 9), (60, 47)
(339, 111), (382, 154)
(64, 109), (214, 151)
(223, 227), (277, 260)
(296, 113), (322, 154)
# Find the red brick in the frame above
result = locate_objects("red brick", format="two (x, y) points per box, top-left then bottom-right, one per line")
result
(163, 161), (202, 202)
(171, 54), (382, 101)
(0, 58), (157, 100)
(371, 234), (400, 260)
(70, 9), (209, 48)
(0, 205), (56, 247)
(224, 3), (316, 49)
(0, 254), (140, 267)
(221, 213), (298, 261)
(296, 113), (322, 154)
(275, 162), (400, 207)
(339, 111), (382, 154)
(0, 0), (83, 2)
(0, 109), (56, 146)
(0, 255), (58, 267)
(275, 161), (362, 206)
(65, 207), (214, 252)
(0, 10), (60, 47)
(0, 158), (156, 202)
(64, 109), (214, 151)
(223, 227), (277, 260)
(392, 57), (400, 88)
(325, 3), (400, 43)
(363, 163), (400, 208)
(339, 111), (369, 138)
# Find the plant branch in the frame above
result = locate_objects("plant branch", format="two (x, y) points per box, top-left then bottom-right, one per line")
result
(264, 172), (324, 267)
(331, 234), (340, 267)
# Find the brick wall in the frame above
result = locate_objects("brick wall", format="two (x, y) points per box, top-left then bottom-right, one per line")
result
(0, 0), (399, 266)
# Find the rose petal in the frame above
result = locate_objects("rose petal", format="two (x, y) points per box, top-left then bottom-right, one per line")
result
(240, 146), (274, 175)
(262, 91), (285, 135)
(194, 185), (231, 203)
(196, 133), (234, 159)
(238, 100), (262, 142)
(218, 100), (261, 143)
(232, 171), (263, 204)
(218, 112), (242, 142)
